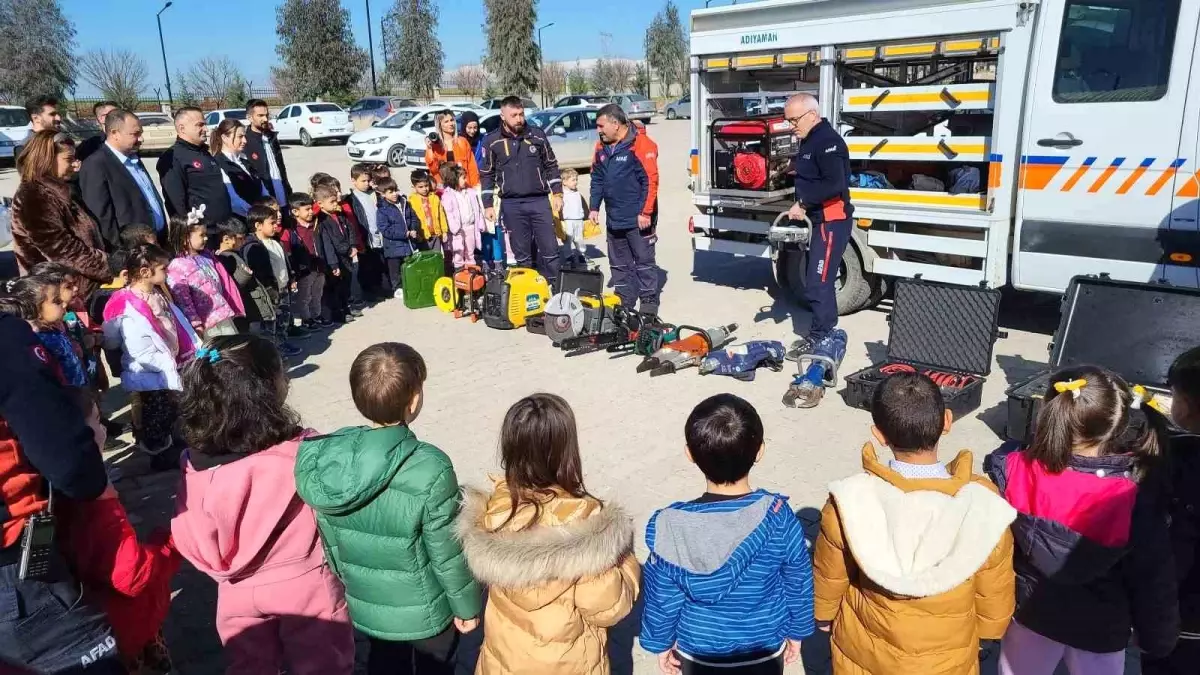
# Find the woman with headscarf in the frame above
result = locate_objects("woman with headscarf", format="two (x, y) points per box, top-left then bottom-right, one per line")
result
(211, 119), (267, 217)
(459, 110), (486, 169)
(423, 109), (479, 189)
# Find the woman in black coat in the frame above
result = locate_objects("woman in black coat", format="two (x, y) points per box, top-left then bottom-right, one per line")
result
(210, 119), (267, 217)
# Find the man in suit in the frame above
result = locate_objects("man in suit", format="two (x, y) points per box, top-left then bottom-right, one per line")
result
(79, 109), (168, 251)
(75, 101), (117, 163)
(244, 98), (291, 206)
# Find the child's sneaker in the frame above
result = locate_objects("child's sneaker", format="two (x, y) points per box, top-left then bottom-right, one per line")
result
(316, 317), (334, 328)
(279, 342), (303, 357)
(349, 306), (364, 317)
(393, 289), (404, 300)
(288, 324), (311, 340)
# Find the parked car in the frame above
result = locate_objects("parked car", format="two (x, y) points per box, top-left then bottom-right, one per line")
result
(477, 110), (502, 136)
(0, 105), (30, 162)
(345, 105), (464, 167)
(273, 102), (352, 146)
(608, 93), (655, 123)
(347, 96), (416, 131)
(552, 95), (610, 109)
(204, 108), (247, 132)
(524, 106), (600, 170)
(664, 94), (691, 120)
(133, 113), (178, 153)
(480, 97), (539, 116)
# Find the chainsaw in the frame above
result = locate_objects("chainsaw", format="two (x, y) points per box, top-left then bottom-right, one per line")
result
(561, 315), (680, 358)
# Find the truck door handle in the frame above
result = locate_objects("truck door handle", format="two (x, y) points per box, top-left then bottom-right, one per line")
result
(1037, 134), (1083, 148)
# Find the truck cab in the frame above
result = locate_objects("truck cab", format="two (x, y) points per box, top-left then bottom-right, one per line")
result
(689, 0), (1200, 314)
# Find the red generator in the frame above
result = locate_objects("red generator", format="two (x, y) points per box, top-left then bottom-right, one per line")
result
(710, 116), (798, 194)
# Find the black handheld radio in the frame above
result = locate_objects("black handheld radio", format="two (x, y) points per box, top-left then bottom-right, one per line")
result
(19, 486), (55, 581)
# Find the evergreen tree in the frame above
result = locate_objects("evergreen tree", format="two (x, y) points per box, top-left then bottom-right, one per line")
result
(484, 0), (539, 96)
(276, 0), (369, 101)
(0, 0), (76, 102)
(644, 0), (688, 96)
(567, 61), (589, 95)
(384, 0), (444, 99)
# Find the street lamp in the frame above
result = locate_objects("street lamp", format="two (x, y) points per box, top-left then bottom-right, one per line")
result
(537, 22), (554, 108)
(365, 0), (377, 95)
(156, 2), (174, 108)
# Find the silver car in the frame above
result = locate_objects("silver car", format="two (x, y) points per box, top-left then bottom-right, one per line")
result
(664, 95), (691, 120)
(525, 106), (600, 169)
(609, 93), (655, 122)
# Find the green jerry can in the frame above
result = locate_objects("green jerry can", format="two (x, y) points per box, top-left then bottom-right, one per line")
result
(402, 251), (445, 309)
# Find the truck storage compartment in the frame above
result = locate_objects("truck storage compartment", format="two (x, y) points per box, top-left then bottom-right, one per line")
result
(1005, 276), (1199, 444)
(710, 116), (799, 198)
(842, 278), (1002, 418)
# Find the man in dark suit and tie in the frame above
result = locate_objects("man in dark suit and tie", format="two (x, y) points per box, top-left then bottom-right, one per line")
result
(79, 109), (168, 251)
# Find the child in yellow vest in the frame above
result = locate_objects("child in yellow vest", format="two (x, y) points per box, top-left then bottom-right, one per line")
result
(406, 170), (448, 252)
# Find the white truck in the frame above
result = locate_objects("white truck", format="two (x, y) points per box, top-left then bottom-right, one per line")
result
(688, 0), (1200, 314)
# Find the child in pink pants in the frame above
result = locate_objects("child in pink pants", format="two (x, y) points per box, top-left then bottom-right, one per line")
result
(171, 334), (354, 675)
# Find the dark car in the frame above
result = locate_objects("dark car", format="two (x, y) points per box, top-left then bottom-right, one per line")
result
(348, 96), (418, 131)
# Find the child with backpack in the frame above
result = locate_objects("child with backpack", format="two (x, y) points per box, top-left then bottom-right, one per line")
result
(439, 163), (483, 270)
(815, 372), (1017, 674)
(986, 365), (1178, 674)
(171, 334), (354, 675)
(295, 342), (481, 674)
(456, 393), (640, 675)
(241, 204), (303, 357)
(375, 177), (419, 300)
(314, 183), (358, 324)
(282, 192), (329, 329)
(640, 393), (813, 674)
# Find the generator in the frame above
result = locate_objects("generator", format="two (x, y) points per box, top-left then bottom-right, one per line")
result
(432, 265), (487, 322)
(710, 116), (797, 195)
(483, 267), (551, 330)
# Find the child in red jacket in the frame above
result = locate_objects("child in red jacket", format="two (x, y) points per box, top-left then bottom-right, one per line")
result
(60, 398), (182, 674)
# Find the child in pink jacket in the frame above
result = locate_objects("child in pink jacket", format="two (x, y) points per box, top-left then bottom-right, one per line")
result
(439, 162), (484, 269)
(165, 216), (245, 337)
(170, 334), (353, 675)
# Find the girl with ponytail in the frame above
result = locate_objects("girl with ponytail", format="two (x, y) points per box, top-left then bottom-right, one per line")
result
(985, 365), (1178, 674)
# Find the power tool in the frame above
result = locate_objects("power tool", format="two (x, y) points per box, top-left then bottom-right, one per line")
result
(783, 328), (848, 409)
(637, 323), (738, 377)
(432, 265), (487, 322)
(700, 340), (787, 381)
(482, 267), (551, 330)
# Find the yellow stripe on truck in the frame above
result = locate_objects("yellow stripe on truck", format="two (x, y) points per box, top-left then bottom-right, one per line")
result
(845, 90), (992, 106)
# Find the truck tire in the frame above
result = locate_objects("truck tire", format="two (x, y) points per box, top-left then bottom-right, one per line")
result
(775, 243), (875, 315)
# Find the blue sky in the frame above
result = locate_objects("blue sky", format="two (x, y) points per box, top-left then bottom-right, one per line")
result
(62, 0), (710, 96)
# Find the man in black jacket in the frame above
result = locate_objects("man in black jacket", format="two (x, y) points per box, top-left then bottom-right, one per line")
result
(157, 106), (232, 237)
(244, 99), (292, 206)
(0, 313), (123, 674)
(75, 101), (117, 163)
(80, 109), (168, 251)
(480, 96), (563, 285)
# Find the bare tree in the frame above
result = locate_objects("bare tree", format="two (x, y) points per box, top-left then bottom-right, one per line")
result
(182, 55), (243, 105)
(450, 64), (488, 99)
(539, 61), (566, 100)
(609, 60), (634, 93)
(78, 48), (147, 111)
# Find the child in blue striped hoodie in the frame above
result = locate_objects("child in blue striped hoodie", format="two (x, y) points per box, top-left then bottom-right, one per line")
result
(640, 394), (815, 674)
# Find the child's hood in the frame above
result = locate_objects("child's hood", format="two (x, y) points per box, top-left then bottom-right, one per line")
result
(171, 430), (322, 584)
(647, 490), (791, 604)
(455, 478), (634, 610)
(830, 444), (1016, 599)
(294, 425), (420, 516)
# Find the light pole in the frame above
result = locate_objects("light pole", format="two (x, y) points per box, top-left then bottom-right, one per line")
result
(537, 22), (554, 108)
(156, 2), (174, 107)
(366, 0), (377, 94)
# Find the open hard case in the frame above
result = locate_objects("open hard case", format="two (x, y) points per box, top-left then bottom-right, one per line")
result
(843, 278), (1003, 419)
(1005, 275), (1200, 444)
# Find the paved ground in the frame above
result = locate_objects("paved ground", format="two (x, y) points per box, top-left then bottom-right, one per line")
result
(0, 122), (1105, 674)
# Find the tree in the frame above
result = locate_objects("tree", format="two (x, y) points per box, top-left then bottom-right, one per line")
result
(632, 63), (650, 97)
(644, 0), (688, 96)
(276, 0), (370, 101)
(0, 0), (76, 103)
(539, 61), (566, 100)
(270, 66), (302, 103)
(78, 48), (147, 111)
(591, 58), (616, 94)
(384, 0), (444, 99)
(182, 56), (242, 106)
(225, 75), (250, 109)
(483, 0), (539, 96)
(567, 61), (589, 95)
(609, 60), (634, 93)
(175, 70), (198, 107)
(450, 64), (488, 99)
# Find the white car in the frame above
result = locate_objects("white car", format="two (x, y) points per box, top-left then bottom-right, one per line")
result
(204, 108), (247, 132)
(273, 102), (352, 146)
(346, 105), (465, 167)
(0, 105), (30, 162)
(435, 101), (485, 112)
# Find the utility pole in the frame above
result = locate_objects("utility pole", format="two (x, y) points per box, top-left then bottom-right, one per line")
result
(366, 0), (377, 94)
(380, 15), (389, 91)
(156, 2), (174, 107)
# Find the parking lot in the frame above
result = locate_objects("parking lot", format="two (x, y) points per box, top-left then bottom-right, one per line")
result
(0, 119), (1065, 673)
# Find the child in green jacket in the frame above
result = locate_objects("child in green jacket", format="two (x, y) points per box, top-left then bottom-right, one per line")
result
(295, 342), (481, 673)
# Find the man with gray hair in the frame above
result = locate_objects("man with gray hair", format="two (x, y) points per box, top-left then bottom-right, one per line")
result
(157, 106), (232, 233)
(782, 92), (853, 357)
(80, 108), (168, 250)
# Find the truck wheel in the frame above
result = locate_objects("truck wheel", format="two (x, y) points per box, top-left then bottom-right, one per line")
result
(776, 244), (875, 315)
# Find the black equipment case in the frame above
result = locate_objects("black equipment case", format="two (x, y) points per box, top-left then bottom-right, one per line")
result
(843, 278), (1003, 419)
(1005, 276), (1200, 444)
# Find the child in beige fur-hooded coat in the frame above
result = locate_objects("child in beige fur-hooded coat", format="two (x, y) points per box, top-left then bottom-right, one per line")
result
(455, 394), (640, 675)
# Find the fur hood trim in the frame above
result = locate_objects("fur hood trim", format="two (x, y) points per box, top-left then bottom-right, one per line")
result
(455, 487), (635, 589)
(830, 472), (1016, 598)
